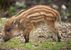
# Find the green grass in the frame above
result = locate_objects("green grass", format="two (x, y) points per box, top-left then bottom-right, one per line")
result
(0, 37), (71, 50)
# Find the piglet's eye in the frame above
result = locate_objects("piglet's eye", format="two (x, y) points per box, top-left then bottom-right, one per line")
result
(6, 28), (12, 32)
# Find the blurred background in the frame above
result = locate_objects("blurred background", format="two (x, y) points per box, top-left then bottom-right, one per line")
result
(0, 0), (71, 22)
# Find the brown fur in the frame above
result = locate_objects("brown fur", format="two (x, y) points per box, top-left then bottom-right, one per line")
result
(3, 5), (61, 43)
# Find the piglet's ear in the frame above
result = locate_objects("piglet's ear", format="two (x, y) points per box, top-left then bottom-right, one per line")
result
(13, 20), (18, 25)
(14, 20), (20, 27)
(15, 24), (19, 27)
(13, 20), (16, 24)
